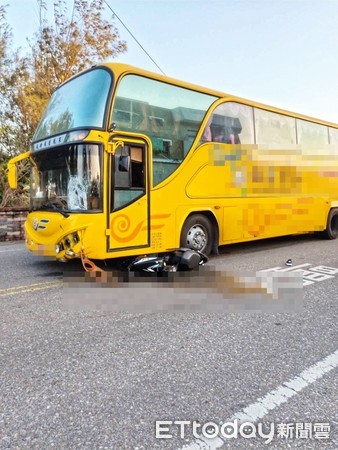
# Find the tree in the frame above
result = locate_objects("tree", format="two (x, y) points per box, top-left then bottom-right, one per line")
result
(0, 4), (10, 68)
(0, 4), (12, 156)
(0, 160), (30, 208)
(34, 0), (127, 87)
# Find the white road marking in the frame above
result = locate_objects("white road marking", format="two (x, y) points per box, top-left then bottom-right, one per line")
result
(179, 349), (338, 450)
(0, 248), (23, 253)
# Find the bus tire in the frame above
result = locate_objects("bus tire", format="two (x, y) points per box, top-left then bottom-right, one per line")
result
(180, 214), (213, 256)
(323, 208), (338, 239)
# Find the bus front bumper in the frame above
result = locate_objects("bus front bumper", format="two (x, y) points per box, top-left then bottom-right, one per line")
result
(25, 221), (83, 260)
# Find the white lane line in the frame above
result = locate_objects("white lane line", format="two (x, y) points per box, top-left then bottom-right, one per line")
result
(180, 349), (338, 450)
(0, 248), (23, 253)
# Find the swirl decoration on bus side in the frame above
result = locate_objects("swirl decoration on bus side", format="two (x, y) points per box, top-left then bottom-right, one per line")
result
(110, 214), (142, 243)
(110, 213), (171, 243)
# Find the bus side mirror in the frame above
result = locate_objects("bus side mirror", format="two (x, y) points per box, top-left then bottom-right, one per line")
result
(7, 161), (18, 189)
(118, 155), (130, 172)
(6, 151), (30, 189)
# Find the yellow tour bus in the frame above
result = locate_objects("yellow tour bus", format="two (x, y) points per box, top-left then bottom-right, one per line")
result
(7, 62), (338, 263)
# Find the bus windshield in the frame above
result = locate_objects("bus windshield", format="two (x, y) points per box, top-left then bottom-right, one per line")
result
(30, 144), (102, 212)
(33, 68), (113, 142)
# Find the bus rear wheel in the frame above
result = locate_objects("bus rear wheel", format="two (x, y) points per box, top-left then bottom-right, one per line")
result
(180, 214), (213, 256)
(323, 208), (338, 239)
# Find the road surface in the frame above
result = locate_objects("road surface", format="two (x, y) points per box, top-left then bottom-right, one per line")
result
(0, 234), (337, 449)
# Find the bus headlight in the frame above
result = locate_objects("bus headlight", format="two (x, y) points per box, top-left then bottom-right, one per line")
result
(55, 233), (80, 257)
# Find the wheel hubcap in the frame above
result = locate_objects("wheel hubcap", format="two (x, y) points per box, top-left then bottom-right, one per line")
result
(186, 225), (207, 251)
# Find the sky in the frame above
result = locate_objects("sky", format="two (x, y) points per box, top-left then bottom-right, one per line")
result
(4, 0), (338, 124)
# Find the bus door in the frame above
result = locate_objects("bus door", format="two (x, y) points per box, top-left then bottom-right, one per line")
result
(108, 139), (150, 252)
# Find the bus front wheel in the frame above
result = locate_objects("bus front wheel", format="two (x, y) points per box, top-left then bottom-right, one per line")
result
(324, 208), (338, 239)
(180, 214), (213, 256)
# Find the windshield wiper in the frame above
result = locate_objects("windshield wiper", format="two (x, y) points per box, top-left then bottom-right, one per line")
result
(46, 203), (70, 218)
(33, 202), (70, 218)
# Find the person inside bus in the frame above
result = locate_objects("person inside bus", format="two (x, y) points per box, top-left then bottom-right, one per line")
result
(201, 116), (238, 144)
(213, 127), (236, 144)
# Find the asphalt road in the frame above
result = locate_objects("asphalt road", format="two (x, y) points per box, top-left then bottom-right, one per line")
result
(0, 234), (337, 449)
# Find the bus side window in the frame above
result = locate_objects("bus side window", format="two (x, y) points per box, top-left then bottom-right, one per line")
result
(114, 148), (130, 188)
(130, 146), (144, 188)
(113, 146), (145, 210)
(200, 102), (255, 145)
